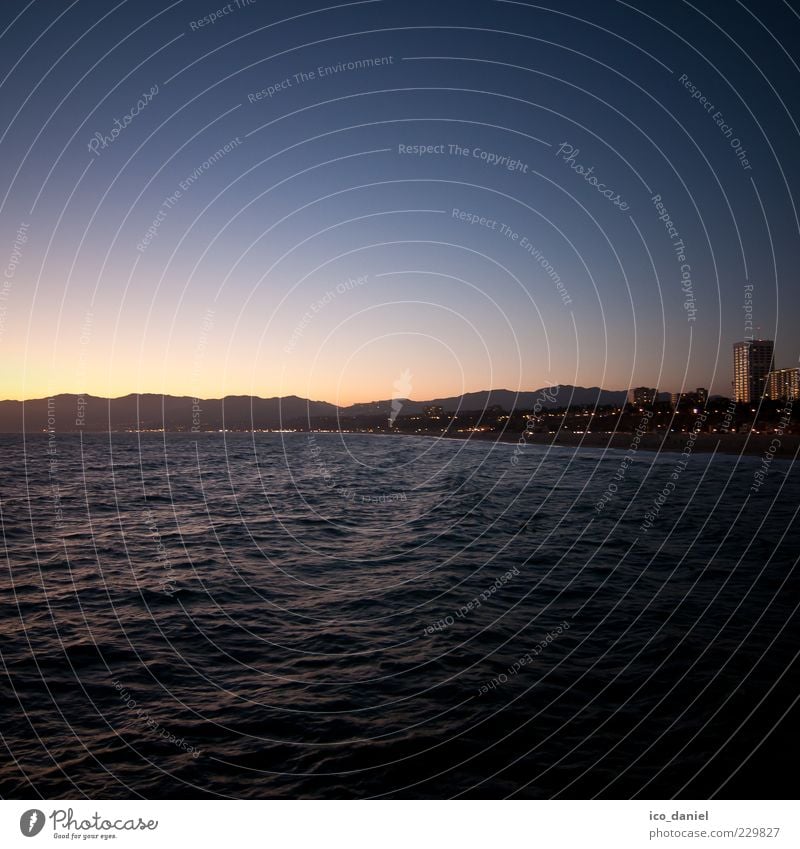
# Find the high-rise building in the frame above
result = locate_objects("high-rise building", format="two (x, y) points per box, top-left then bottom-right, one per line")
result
(629, 387), (658, 406)
(767, 367), (800, 401)
(733, 340), (774, 403)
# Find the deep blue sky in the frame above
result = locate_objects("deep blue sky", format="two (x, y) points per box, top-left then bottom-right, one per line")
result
(2, 0), (799, 402)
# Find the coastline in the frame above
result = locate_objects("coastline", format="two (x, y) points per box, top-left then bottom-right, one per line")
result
(7, 428), (799, 460)
(430, 429), (800, 459)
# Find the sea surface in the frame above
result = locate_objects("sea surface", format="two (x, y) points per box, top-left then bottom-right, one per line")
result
(0, 432), (798, 799)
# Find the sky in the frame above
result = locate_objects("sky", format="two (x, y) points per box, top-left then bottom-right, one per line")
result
(1, 0), (799, 405)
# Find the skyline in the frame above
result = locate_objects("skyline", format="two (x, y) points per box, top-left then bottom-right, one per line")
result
(1, 2), (798, 404)
(2, 335), (796, 405)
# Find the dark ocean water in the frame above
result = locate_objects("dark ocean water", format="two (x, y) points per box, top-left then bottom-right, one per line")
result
(0, 432), (797, 799)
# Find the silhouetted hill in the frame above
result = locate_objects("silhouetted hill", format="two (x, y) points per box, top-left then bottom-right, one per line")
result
(0, 393), (337, 432)
(340, 386), (629, 416)
(0, 386), (654, 432)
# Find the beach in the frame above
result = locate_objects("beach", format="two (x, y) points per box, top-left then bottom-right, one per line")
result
(437, 429), (800, 458)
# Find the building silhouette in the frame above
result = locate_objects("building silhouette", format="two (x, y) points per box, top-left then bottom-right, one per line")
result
(628, 386), (658, 406)
(670, 388), (708, 409)
(733, 340), (774, 403)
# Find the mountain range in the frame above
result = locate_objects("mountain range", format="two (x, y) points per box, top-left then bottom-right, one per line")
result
(0, 386), (643, 432)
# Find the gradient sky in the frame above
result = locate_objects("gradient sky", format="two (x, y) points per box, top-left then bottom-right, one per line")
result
(1, 0), (799, 404)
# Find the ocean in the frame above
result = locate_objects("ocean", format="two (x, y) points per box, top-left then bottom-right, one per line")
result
(0, 432), (797, 798)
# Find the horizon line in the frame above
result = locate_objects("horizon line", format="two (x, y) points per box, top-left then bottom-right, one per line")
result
(0, 384), (722, 406)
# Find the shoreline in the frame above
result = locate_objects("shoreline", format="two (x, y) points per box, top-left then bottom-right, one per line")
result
(430, 429), (800, 459)
(7, 429), (799, 459)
